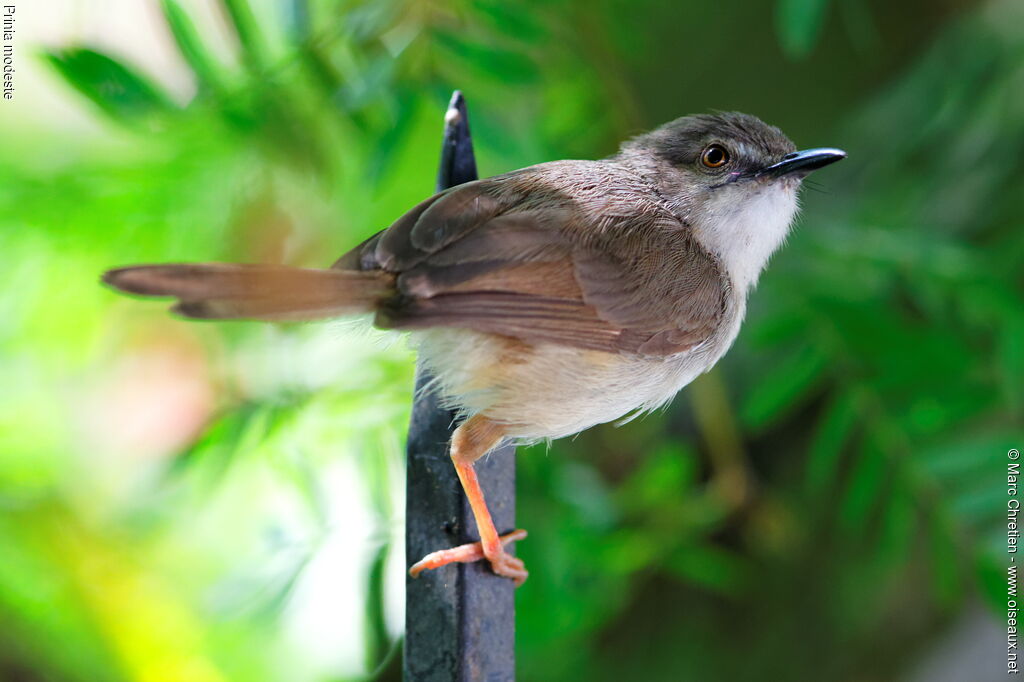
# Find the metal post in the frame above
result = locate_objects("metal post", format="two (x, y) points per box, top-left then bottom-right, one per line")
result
(403, 91), (516, 682)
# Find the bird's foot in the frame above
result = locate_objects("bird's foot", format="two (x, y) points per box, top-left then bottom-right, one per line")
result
(409, 529), (528, 586)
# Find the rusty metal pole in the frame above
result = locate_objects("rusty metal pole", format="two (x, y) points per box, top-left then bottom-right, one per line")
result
(403, 91), (516, 682)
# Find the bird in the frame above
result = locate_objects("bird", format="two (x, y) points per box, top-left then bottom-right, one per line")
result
(102, 111), (846, 586)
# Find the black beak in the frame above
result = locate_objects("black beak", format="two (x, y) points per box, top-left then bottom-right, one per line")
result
(758, 147), (846, 178)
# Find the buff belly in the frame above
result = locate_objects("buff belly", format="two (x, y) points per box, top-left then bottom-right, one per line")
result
(412, 328), (718, 441)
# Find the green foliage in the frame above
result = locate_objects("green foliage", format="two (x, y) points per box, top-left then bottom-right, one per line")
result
(43, 48), (177, 125)
(775, 0), (832, 58)
(160, 0), (229, 95)
(1, 0), (1019, 680)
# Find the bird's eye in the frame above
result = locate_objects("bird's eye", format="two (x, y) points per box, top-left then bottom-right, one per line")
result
(700, 144), (730, 168)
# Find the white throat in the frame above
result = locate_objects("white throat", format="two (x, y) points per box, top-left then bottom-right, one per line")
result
(692, 182), (799, 292)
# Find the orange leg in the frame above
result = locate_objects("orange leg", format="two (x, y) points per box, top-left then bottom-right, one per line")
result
(408, 416), (529, 586)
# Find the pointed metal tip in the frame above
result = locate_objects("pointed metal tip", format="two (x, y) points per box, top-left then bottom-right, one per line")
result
(438, 89), (476, 189)
(445, 91), (466, 128)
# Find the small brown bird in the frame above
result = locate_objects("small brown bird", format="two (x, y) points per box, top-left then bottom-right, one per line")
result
(103, 112), (845, 585)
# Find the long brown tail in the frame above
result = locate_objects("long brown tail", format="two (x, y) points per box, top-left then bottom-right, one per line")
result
(102, 263), (394, 321)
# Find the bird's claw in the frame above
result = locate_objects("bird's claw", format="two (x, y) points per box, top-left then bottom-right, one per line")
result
(409, 529), (528, 586)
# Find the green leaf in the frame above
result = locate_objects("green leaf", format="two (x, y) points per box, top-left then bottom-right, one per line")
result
(929, 521), (964, 607)
(838, 437), (886, 530)
(617, 444), (696, 513)
(298, 43), (342, 98)
(43, 48), (175, 125)
(877, 487), (916, 564)
(914, 430), (1017, 483)
(365, 88), (420, 184)
(167, 402), (295, 487)
(805, 390), (860, 496)
(775, 0), (831, 59)
(740, 345), (829, 431)
(363, 542), (392, 672)
(1000, 316), (1024, 411)
(976, 547), (1011, 612)
(285, 0), (312, 41)
(475, 0), (548, 44)
(747, 307), (812, 347)
(435, 31), (540, 85)
(160, 0), (227, 96)
(665, 545), (749, 594)
(218, 0), (269, 73)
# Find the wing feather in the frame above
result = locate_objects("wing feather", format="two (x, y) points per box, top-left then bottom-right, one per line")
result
(336, 165), (727, 356)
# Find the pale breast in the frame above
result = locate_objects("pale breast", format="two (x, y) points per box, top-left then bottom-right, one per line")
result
(412, 292), (743, 442)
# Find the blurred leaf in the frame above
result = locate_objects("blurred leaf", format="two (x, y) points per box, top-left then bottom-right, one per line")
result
(299, 45), (342, 100)
(285, 0), (312, 40)
(838, 437), (886, 530)
(877, 487), (916, 564)
(617, 444), (696, 514)
(363, 543), (392, 673)
(218, 0), (269, 73)
(805, 390), (860, 496)
(976, 548), (1010, 611)
(747, 307), (813, 347)
(999, 316), (1024, 411)
(664, 545), (748, 594)
(775, 0), (831, 58)
(255, 94), (331, 174)
(161, 0), (227, 96)
(364, 88), (420, 183)
(740, 345), (829, 431)
(168, 402), (299, 489)
(435, 31), (540, 85)
(839, 0), (881, 57)
(929, 519), (964, 607)
(338, 54), (396, 111)
(43, 48), (176, 125)
(475, 0), (549, 43)
(913, 431), (1012, 482)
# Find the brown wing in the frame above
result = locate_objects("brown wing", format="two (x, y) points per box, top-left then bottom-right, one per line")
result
(338, 166), (727, 356)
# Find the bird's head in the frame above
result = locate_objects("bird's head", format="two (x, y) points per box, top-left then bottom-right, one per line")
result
(620, 112), (846, 291)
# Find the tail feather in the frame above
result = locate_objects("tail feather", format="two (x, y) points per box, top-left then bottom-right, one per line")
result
(102, 263), (394, 321)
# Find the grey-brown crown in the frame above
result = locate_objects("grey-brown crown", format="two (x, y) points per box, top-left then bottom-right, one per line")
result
(622, 112), (797, 171)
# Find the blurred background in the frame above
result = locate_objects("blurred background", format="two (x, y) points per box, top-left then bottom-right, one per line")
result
(1, 0), (1021, 680)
